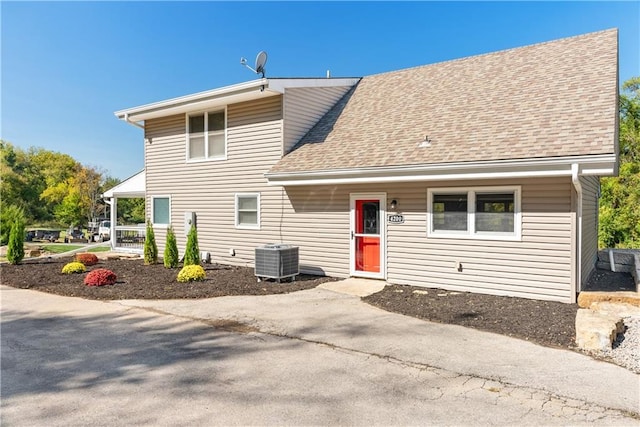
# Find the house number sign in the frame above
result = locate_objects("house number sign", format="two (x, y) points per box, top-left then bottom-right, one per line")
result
(387, 214), (405, 224)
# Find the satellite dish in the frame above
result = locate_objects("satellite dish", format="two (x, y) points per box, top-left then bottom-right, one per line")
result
(255, 51), (267, 78)
(240, 51), (268, 78)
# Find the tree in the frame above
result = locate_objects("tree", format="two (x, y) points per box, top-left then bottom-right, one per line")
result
(1, 205), (25, 246)
(183, 224), (200, 266)
(143, 220), (158, 265)
(163, 226), (179, 268)
(7, 213), (25, 265)
(599, 77), (640, 248)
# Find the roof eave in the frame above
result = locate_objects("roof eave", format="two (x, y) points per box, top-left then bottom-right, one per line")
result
(114, 77), (361, 123)
(265, 154), (617, 186)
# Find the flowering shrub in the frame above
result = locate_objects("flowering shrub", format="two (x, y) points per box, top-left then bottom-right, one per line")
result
(84, 269), (117, 287)
(74, 252), (99, 266)
(177, 265), (206, 283)
(62, 262), (86, 274)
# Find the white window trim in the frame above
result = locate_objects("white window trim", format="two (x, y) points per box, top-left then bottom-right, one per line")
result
(235, 193), (260, 230)
(427, 186), (521, 241)
(185, 107), (228, 162)
(151, 195), (172, 227)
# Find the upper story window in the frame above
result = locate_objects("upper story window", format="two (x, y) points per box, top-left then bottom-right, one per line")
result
(187, 109), (226, 161)
(427, 186), (521, 241)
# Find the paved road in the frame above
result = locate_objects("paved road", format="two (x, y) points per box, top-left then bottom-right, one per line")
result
(2, 285), (639, 426)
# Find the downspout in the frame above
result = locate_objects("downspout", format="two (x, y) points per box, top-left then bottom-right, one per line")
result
(124, 113), (144, 130)
(571, 163), (583, 300)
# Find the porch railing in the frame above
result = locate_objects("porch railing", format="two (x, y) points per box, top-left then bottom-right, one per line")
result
(115, 226), (146, 250)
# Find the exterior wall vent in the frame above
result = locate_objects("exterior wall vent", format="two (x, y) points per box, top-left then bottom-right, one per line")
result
(255, 244), (299, 282)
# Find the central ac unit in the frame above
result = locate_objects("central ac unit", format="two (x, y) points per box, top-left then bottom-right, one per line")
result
(254, 244), (299, 282)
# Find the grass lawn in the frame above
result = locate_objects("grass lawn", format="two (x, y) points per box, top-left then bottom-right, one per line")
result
(42, 244), (83, 254)
(40, 244), (111, 254)
(87, 246), (111, 253)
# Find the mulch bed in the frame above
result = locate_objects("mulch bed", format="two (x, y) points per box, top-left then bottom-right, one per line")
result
(1, 255), (583, 349)
(363, 285), (579, 349)
(0, 256), (338, 300)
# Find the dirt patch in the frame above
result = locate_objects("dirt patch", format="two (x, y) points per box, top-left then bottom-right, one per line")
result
(363, 284), (578, 349)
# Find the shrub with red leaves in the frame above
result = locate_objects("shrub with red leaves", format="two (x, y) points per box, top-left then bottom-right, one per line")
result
(75, 253), (99, 266)
(84, 269), (117, 287)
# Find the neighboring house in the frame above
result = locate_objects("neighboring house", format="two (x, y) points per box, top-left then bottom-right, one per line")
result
(112, 29), (618, 303)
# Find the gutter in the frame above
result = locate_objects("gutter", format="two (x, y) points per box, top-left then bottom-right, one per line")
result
(124, 113), (144, 130)
(571, 163), (583, 300)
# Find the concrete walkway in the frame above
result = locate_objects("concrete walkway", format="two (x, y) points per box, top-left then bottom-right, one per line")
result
(116, 286), (640, 415)
(2, 283), (639, 425)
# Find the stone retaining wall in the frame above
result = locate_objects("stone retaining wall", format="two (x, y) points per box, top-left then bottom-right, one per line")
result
(597, 249), (640, 286)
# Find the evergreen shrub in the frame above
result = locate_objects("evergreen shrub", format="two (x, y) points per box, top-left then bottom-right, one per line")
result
(163, 226), (179, 268)
(183, 224), (200, 266)
(144, 220), (158, 265)
(6, 216), (25, 265)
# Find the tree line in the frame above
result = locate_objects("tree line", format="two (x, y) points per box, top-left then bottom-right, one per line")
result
(1, 141), (144, 244)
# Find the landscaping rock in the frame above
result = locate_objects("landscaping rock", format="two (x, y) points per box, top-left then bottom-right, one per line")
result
(28, 249), (41, 258)
(575, 309), (623, 352)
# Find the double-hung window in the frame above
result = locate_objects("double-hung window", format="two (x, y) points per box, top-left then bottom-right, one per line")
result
(428, 186), (521, 240)
(235, 193), (260, 229)
(187, 109), (226, 161)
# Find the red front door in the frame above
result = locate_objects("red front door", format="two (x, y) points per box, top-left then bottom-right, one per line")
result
(354, 199), (381, 273)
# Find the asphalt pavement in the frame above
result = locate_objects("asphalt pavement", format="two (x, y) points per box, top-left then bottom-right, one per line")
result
(2, 284), (639, 426)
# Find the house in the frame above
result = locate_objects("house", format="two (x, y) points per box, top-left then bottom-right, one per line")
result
(111, 29), (618, 303)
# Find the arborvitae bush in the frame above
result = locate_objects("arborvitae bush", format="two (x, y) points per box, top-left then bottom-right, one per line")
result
(144, 220), (158, 265)
(6, 216), (25, 265)
(84, 269), (117, 286)
(163, 226), (179, 268)
(177, 264), (206, 283)
(1, 205), (24, 246)
(62, 262), (86, 274)
(183, 224), (200, 266)
(74, 252), (99, 266)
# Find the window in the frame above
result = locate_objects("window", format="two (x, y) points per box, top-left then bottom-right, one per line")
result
(152, 196), (170, 225)
(187, 110), (226, 160)
(235, 193), (260, 229)
(428, 187), (520, 240)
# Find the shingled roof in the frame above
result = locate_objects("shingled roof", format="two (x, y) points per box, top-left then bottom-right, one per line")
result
(270, 29), (618, 176)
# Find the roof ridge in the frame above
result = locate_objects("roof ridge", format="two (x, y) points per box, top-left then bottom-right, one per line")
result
(362, 28), (618, 80)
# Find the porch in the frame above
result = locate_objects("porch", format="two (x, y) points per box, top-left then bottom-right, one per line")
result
(102, 170), (146, 254)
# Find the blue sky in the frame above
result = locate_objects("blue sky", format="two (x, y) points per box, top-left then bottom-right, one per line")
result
(2, 1), (638, 180)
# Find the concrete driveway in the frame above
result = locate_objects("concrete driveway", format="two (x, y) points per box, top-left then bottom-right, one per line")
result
(2, 284), (638, 426)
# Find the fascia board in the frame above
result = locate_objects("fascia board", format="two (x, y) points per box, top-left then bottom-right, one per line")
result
(265, 154), (617, 186)
(114, 79), (268, 121)
(114, 77), (360, 122)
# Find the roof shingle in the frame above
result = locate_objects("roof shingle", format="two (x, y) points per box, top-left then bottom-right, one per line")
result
(270, 29), (618, 174)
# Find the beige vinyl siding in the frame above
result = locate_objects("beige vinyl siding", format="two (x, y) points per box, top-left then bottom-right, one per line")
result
(580, 176), (600, 288)
(282, 86), (353, 154)
(144, 102), (575, 302)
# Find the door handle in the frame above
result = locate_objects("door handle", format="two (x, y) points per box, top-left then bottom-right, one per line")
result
(351, 231), (354, 240)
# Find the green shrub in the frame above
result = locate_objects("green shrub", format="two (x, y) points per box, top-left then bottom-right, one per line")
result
(84, 268), (117, 286)
(62, 262), (86, 274)
(183, 224), (200, 266)
(6, 215), (25, 265)
(1, 205), (24, 246)
(143, 220), (158, 265)
(163, 226), (179, 268)
(74, 252), (99, 266)
(177, 264), (206, 283)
